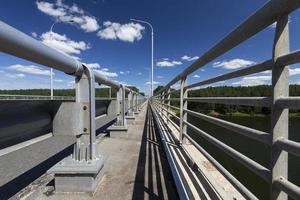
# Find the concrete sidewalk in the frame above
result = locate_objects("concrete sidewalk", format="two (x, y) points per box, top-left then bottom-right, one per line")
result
(25, 104), (178, 200)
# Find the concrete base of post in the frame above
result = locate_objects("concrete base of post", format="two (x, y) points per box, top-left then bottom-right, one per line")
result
(49, 155), (106, 193)
(107, 125), (128, 138)
(125, 115), (135, 124)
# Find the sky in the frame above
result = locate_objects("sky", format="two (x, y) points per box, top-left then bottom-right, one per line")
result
(1, 0), (300, 95)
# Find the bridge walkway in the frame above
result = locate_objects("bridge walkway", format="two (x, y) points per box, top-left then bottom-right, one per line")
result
(27, 103), (179, 200)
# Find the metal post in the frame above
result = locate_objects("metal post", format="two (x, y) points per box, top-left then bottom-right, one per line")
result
(121, 85), (126, 126)
(50, 68), (53, 100)
(127, 90), (133, 116)
(162, 91), (165, 116)
(180, 77), (187, 143)
(271, 15), (290, 200)
(167, 87), (171, 124)
(108, 87), (111, 98)
(75, 66), (96, 160)
(135, 93), (138, 112)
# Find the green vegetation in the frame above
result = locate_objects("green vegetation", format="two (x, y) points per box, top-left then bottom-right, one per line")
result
(154, 85), (300, 116)
(0, 87), (145, 97)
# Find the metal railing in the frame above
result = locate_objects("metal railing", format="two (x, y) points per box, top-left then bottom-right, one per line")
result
(0, 20), (146, 193)
(152, 0), (300, 199)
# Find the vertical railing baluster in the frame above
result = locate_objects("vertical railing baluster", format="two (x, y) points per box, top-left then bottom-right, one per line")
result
(162, 91), (165, 116)
(271, 15), (290, 200)
(167, 87), (171, 124)
(180, 77), (187, 143)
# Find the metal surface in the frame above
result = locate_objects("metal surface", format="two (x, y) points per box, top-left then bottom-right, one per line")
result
(151, 1), (300, 199)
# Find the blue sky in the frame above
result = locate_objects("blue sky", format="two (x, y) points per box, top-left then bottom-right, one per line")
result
(1, 0), (300, 94)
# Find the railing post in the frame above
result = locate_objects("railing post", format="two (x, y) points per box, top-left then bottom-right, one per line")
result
(127, 90), (133, 116)
(271, 15), (290, 200)
(121, 85), (126, 126)
(167, 87), (171, 124)
(180, 76), (187, 144)
(50, 66), (105, 192)
(162, 91), (165, 116)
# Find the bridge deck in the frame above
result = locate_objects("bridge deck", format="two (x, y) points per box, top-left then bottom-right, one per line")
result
(24, 104), (179, 200)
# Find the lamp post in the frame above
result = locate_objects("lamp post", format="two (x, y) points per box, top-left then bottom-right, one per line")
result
(49, 20), (74, 99)
(130, 19), (154, 96)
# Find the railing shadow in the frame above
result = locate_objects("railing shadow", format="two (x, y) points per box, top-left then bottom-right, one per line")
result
(131, 106), (179, 200)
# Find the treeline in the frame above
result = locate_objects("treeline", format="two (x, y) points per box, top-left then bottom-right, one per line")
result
(0, 86), (145, 97)
(155, 85), (300, 115)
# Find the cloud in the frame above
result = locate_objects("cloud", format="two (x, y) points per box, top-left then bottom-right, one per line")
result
(36, 0), (99, 32)
(94, 70), (118, 78)
(54, 79), (64, 82)
(232, 75), (271, 86)
(84, 63), (100, 69)
(31, 32), (38, 38)
(97, 21), (145, 42)
(192, 74), (200, 78)
(5, 73), (26, 79)
(181, 55), (199, 61)
(213, 58), (256, 70)
(137, 72), (142, 75)
(289, 68), (300, 76)
(7, 64), (51, 76)
(119, 70), (130, 75)
(156, 60), (182, 67)
(157, 75), (163, 79)
(40, 31), (90, 57)
(84, 62), (118, 78)
(145, 81), (161, 85)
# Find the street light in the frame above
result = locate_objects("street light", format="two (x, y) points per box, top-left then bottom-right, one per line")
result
(49, 20), (74, 99)
(130, 19), (154, 97)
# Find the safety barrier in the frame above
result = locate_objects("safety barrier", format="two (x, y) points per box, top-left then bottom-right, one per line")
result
(152, 0), (300, 199)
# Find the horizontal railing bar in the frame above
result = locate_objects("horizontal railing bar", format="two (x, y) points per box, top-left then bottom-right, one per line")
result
(184, 109), (272, 145)
(183, 120), (271, 182)
(186, 60), (273, 89)
(277, 50), (300, 66)
(276, 97), (300, 108)
(161, 103), (180, 110)
(274, 177), (300, 200)
(156, 0), (300, 94)
(154, 103), (180, 130)
(156, 89), (180, 97)
(275, 138), (300, 158)
(155, 103), (180, 121)
(185, 97), (271, 107)
(183, 133), (258, 200)
(0, 21), (123, 89)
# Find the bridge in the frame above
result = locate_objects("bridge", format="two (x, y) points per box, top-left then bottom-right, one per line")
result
(1, 0), (300, 199)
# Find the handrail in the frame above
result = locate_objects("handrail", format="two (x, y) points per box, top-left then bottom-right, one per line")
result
(0, 20), (121, 89)
(156, 0), (300, 94)
(152, 0), (300, 199)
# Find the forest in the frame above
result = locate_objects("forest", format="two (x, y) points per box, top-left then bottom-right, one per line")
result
(0, 86), (144, 97)
(154, 85), (300, 116)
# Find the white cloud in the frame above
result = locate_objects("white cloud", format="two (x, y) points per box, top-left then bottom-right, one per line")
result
(156, 60), (182, 67)
(40, 31), (90, 57)
(181, 55), (199, 61)
(5, 73), (26, 79)
(31, 32), (38, 38)
(36, 0), (99, 32)
(84, 63), (100, 69)
(97, 21), (145, 42)
(145, 81), (161, 85)
(119, 71), (125, 75)
(83, 62), (118, 78)
(137, 72), (142, 75)
(94, 70), (118, 78)
(7, 64), (51, 76)
(54, 79), (64, 82)
(232, 75), (271, 86)
(193, 74), (200, 78)
(213, 58), (256, 70)
(119, 70), (130, 75)
(289, 68), (300, 76)
(157, 75), (163, 79)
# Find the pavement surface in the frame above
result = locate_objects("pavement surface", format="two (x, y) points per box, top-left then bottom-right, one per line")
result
(23, 103), (179, 200)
